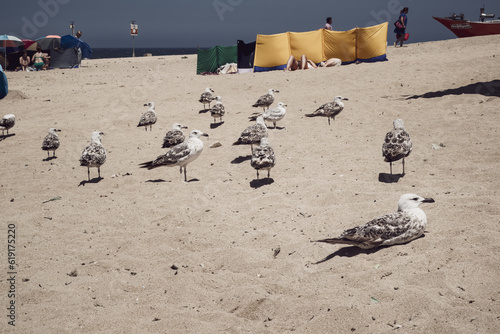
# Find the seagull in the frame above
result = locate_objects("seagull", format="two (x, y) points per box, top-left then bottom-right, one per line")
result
(140, 130), (209, 182)
(137, 102), (157, 131)
(233, 115), (268, 151)
(252, 89), (279, 111)
(250, 102), (287, 129)
(80, 131), (106, 181)
(162, 123), (188, 148)
(313, 194), (435, 249)
(251, 137), (276, 179)
(210, 96), (225, 123)
(199, 87), (215, 109)
(305, 96), (348, 125)
(0, 114), (15, 135)
(42, 128), (61, 158)
(383, 119), (412, 175)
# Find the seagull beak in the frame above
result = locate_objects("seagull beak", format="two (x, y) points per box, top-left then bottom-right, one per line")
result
(182, 126), (188, 129)
(56, 129), (62, 132)
(343, 98), (349, 101)
(100, 132), (105, 136)
(143, 103), (148, 106)
(274, 90), (280, 93)
(202, 133), (209, 137)
(422, 198), (435, 203)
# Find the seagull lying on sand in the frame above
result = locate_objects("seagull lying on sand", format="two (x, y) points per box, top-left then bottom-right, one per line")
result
(250, 102), (287, 129)
(233, 115), (268, 151)
(0, 114), (15, 135)
(313, 194), (435, 249)
(252, 89), (279, 111)
(42, 128), (61, 158)
(251, 137), (276, 179)
(305, 96), (348, 125)
(199, 87), (215, 109)
(210, 96), (225, 123)
(162, 123), (188, 148)
(383, 119), (412, 175)
(80, 131), (106, 181)
(137, 102), (157, 131)
(140, 130), (208, 182)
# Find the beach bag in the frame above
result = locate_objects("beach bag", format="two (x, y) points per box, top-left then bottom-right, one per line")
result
(394, 20), (403, 29)
(404, 33), (410, 41)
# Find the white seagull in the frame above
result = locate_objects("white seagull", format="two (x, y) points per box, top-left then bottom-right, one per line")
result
(80, 131), (106, 181)
(42, 128), (61, 158)
(137, 102), (157, 131)
(313, 194), (435, 249)
(162, 123), (188, 148)
(306, 96), (348, 125)
(383, 119), (412, 175)
(0, 114), (15, 135)
(140, 130), (209, 182)
(210, 96), (225, 123)
(233, 115), (268, 151)
(250, 102), (287, 129)
(251, 137), (276, 179)
(252, 89), (279, 111)
(199, 87), (215, 109)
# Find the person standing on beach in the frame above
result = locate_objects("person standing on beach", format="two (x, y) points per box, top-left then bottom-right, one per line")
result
(324, 17), (333, 30)
(394, 7), (408, 47)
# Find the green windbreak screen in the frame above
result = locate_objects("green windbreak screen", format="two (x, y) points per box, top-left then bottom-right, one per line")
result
(197, 45), (237, 74)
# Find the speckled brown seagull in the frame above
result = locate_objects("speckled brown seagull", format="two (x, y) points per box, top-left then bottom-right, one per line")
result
(162, 123), (188, 148)
(0, 114), (15, 135)
(137, 102), (157, 131)
(199, 87), (215, 109)
(252, 89), (279, 111)
(80, 131), (106, 180)
(305, 96), (348, 125)
(313, 194), (435, 249)
(251, 137), (276, 179)
(383, 119), (412, 175)
(210, 96), (225, 123)
(233, 115), (268, 152)
(42, 128), (61, 158)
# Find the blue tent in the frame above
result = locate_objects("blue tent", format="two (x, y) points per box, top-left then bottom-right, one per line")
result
(61, 34), (92, 59)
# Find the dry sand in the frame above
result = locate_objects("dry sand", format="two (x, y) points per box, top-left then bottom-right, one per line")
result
(1, 35), (500, 333)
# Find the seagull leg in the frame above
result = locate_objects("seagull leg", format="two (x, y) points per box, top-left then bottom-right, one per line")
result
(98, 167), (101, 179)
(184, 166), (188, 182)
(87, 167), (90, 181)
(47, 151), (50, 158)
(390, 162), (393, 175)
(179, 166), (183, 181)
(268, 170), (270, 179)
(328, 117), (331, 126)
(256, 170), (259, 179)
(402, 158), (405, 175)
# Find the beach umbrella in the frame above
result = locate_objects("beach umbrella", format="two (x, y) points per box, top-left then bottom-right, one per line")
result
(22, 39), (36, 50)
(34, 35), (61, 50)
(0, 35), (24, 69)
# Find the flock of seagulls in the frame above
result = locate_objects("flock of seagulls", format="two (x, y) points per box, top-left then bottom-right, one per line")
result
(1, 80), (431, 251)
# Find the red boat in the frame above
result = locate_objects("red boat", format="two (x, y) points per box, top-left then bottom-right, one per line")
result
(433, 8), (500, 38)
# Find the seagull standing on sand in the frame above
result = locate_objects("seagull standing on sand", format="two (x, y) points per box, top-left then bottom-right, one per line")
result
(251, 137), (276, 179)
(199, 87), (215, 109)
(305, 96), (348, 125)
(80, 131), (106, 181)
(137, 102), (157, 131)
(0, 114), (15, 135)
(140, 130), (209, 182)
(252, 89), (279, 111)
(162, 123), (188, 148)
(383, 119), (412, 175)
(210, 96), (225, 123)
(250, 102), (287, 129)
(233, 115), (268, 151)
(42, 128), (61, 158)
(313, 194), (435, 249)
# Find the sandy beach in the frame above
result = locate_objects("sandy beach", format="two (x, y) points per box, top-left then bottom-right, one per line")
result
(1, 35), (500, 333)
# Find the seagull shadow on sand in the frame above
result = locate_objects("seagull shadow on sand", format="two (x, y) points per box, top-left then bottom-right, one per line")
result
(250, 178), (274, 188)
(145, 179), (168, 183)
(0, 133), (15, 141)
(312, 235), (426, 264)
(404, 80), (500, 99)
(378, 173), (404, 183)
(198, 109), (210, 114)
(210, 121), (224, 129)
(78, 177), (103, 187)
(231, 155), (252, 164)
(43, 156), (58, 162)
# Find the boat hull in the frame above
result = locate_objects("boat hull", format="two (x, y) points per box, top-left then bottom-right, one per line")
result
(433, 16), (500, 38)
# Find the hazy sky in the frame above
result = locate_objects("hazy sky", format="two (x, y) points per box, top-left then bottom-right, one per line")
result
(1, 0), (498, 48)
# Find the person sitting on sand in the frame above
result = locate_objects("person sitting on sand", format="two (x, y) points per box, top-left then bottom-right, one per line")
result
(18, 51), (30, 71)
(42, 53), (50, 70)
(32, 46), (46, 71)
